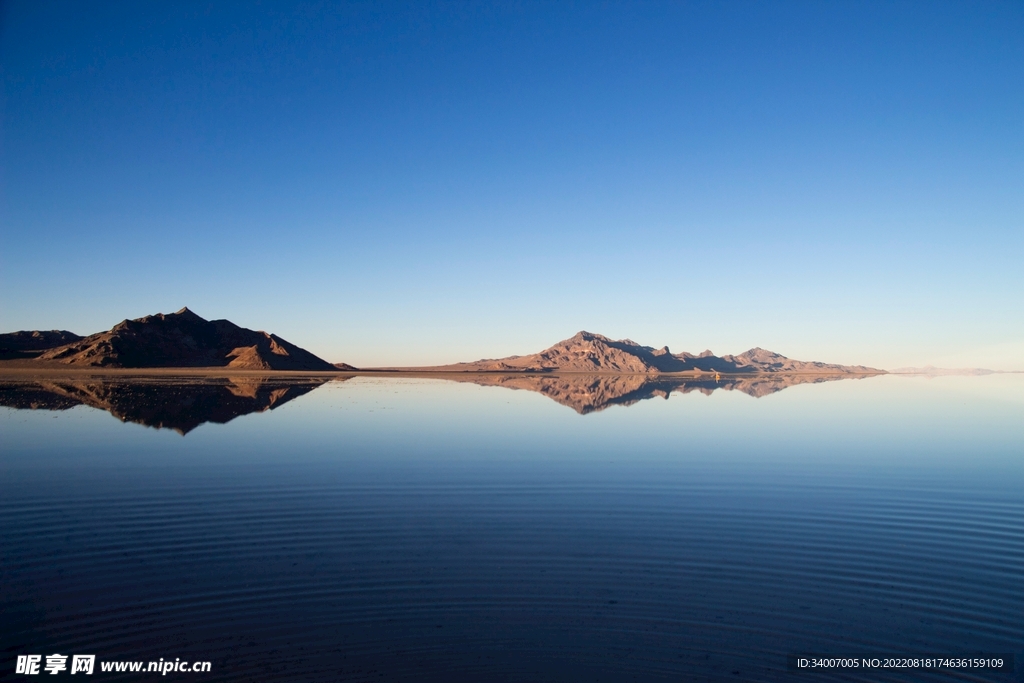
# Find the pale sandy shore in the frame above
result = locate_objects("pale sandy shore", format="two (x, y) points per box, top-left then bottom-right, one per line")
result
(0, 363), (885, 381)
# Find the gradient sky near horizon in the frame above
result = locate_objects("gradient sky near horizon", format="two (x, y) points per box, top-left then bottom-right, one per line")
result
(2, 1), (1022, 369)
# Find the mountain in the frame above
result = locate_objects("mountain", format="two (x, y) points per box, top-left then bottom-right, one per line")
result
(29, 308), (338, 370)
(0, 377), (330, 434)
(0, 330), (83, 359)
(413, 331), (883, 375)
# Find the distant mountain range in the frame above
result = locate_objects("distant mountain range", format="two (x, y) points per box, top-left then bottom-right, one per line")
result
(401, 331), (883, 375)
(2, 313), (882, 375)
(0, 308), (338, 371)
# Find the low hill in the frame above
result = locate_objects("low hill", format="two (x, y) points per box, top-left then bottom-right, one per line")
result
(0, 330), (83, 359)
(29, 308), (338, 371)
(411, 331), (882, 375)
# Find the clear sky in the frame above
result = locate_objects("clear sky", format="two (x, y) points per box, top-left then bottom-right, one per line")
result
(2, 1), (1021, 369)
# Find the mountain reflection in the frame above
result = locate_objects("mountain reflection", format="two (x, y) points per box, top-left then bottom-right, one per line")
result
(451, 373), (861, 414)
(0, 372), (871, 429)
(0, 377), (330, 434)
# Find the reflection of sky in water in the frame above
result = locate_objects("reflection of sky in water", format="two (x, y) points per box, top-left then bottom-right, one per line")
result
(3, 373), (1021, 475)
(2, 374), (1021, 681)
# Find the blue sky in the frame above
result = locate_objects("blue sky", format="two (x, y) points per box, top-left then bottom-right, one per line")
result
(2, 1), (1021, 368)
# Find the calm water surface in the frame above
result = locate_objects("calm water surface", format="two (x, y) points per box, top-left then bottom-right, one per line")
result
(1, 374), (1022, 681)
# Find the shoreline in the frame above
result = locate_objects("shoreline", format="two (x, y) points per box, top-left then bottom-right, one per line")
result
(0, 364), (889, 380)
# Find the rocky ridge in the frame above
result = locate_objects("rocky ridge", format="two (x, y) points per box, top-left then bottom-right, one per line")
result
(31, 308), (337, 370)
(420, 331), (882, 375)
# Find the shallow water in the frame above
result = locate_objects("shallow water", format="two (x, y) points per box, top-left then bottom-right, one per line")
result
(1, 374), (1022, 681)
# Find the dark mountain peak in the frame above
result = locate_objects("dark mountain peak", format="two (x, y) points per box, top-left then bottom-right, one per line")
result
(36, 309), (338, 370)
(146, 306), (206, 324)
(110, 308), (212, 337)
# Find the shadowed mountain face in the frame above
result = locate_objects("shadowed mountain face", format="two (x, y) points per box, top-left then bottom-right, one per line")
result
(31, 308), (336, 370)
(0, 330), (83, 360)
(420, 331), (882, 375)
(0, 377), (329, 434)
(454, 373), (870, 414)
